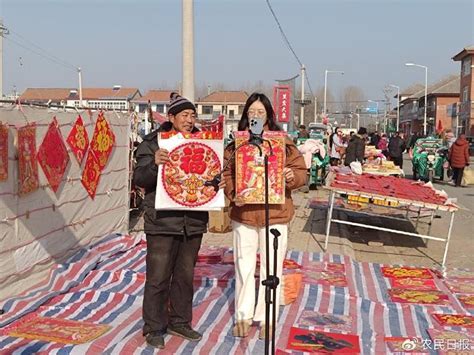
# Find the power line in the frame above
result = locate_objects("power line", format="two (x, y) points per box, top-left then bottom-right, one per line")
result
(265, 0), (314, 96)
(3, 26), (78, 71)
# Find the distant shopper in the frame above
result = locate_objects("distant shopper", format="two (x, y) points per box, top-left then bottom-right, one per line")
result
(449, 133), (470, 187)
(344, 127), (367, 166)
(388, 132), (406, 168)
(329, 127), (346, 166)
(370, 131), (381, 147)
(298, 124), (310, 139)
(444, 129), (456, 149)
(377, 134), (389, 157)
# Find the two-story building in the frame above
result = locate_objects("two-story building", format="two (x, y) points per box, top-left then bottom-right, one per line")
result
(196, 91), (248, 133)
(452, 46), (474, 135)
(424, 75), (459, 135)
(398, 83), (425, 135)
(131, 89), (175, 115)
(399, 76), (459, 136)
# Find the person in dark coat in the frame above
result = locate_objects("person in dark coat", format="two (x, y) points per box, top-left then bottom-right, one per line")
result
(344, 127), (367, 166)
(133, 92), (224, 349)
(388, 132), (407, 168)
(449, 133), (470, 187)
(298, 124), (310, 139)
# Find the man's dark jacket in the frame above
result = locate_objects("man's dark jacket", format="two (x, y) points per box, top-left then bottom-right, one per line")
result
(133, 123), (209, 236)
(388, 136), (406, 158)
(344, 134), (366, 166)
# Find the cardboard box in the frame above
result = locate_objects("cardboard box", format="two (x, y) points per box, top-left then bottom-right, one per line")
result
(208, 197), (232, 233)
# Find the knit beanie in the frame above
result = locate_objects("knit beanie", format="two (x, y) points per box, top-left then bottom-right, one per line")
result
(168, 92), (196, 116)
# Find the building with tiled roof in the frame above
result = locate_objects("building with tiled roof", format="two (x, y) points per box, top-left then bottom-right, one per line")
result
(20, 88), (73, 105)
(195, 91), (248, 133)
(452, 46), (474, 135)
(131, 90), (176, 114)
(399, 75), (460, 135)
(20, 86), (141, 111)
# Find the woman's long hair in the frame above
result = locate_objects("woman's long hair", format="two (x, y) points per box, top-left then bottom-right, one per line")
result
(329, 126), (340, 149)
(238, 92), (281, 131)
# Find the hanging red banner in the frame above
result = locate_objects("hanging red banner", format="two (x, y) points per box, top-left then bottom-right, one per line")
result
(89, 112), (115, 170)
(273, 85), (291, 123)
(17, 124), (39, 196)
(37, 117), (70, 193)
(81, 151), (101, 199)
(67, 115), (89, 164)
(0, 123), (8, 181)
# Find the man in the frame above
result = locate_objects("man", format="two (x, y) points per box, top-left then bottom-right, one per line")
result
(133, 92), (222, 349)
(344, 127), (367, 166)
(388, 131), (406, 168)
(449, 133), (470, 187)
(298, 124), (310, 139)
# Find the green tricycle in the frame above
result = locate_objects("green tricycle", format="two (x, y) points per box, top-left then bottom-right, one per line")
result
(296, 137), (330, 188)
(411, 137), (449, 182)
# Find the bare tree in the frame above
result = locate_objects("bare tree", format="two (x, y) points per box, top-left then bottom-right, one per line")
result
(339, 86), (366, 113)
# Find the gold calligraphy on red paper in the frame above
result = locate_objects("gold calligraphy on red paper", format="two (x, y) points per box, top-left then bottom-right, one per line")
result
(2, 314), (111, 344)
(163, 142), (221, 207)
(0, 122), (8, 181)
(234, 131), (286, 204)
(81, 151), (101, 199)
(388, 288), (449, 305)
(17, 124), (39, 196)
(457, 294), (474, 309)
(37, 117), (70, 193)
(432, 313), (474, 328)
(381, 266), (433, 279)
(89, 112), (115, 170)
(67, 115), (89, 164)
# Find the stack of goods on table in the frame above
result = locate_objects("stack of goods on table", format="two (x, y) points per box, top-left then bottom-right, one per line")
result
(363, 160), (404, 176)
(330, 173), (450, 205)
(365, 145), (383, 159)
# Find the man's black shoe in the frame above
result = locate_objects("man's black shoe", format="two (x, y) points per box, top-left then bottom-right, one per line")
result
(167, 324), (202, 341)
(145, 331), (165, 349)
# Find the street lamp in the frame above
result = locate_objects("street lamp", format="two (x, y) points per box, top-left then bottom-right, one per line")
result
(368, 100), (380, 132)
(405, 62), (428, 136)
(323, 69), (344, 117)
(389, 84), (400, 132)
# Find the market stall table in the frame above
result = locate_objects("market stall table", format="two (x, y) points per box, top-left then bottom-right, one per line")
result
(323, 173), (458, 268)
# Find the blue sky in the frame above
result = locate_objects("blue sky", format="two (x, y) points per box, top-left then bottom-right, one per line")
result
(1, 0), (473, 102)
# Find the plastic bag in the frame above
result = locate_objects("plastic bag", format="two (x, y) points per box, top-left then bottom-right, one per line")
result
(462, 168), (474, 185)
(350, 161), (363, 175)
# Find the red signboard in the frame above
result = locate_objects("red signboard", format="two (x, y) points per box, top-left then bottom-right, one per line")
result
(273, 85), (291, 123)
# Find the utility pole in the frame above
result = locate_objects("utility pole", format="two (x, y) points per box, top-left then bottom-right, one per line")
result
(313, 96), (317, 123)
(300, 64), (305, 125)
(0, 20), (9, 99)
(182, 0), (195, 102)
(78, 67), (83, 107)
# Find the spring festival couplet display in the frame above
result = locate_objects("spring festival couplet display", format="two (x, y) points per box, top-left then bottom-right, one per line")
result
(17, 124), (39, 196)
(155, 132), (225, 211)
(234, 131), (286, 204)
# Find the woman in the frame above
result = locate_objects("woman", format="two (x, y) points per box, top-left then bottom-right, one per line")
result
(449, 133), (470, 187)
(329, 127), (346, 166)
(222, 93), (307, 339)
(377, 134), (389, 157)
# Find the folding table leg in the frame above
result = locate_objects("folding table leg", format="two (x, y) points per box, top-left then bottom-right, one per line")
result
(441, 211), (455, 269)
(324, 191), (336, 251)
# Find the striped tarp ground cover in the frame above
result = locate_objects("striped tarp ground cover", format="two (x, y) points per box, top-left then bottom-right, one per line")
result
(0, 233), (472, 354)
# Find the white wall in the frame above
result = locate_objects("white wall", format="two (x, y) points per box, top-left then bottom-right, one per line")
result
(0, 106), (129, 300)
